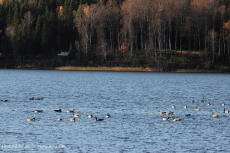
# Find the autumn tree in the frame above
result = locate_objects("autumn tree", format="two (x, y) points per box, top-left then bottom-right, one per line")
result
(172, 0), (190, 51)
(74, 4), (94, 59)
(217, 5), (227, 56)
(223, 20), (230, 62)
(105, 0), (120, 52)
(120, 0), (136, 59)
(1, 0), (230, 68)
(207, 29), (218, 63)
(200, 0), (218, 56)
(187, 0), (201, 52)
(148, 0), (159, 61)
(92, 1), (107, 60)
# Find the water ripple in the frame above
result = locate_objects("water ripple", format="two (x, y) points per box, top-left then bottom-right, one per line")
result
(0, 70), (230, 152)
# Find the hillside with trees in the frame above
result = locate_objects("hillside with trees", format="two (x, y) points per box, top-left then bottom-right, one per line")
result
(0, 0), (230, 71)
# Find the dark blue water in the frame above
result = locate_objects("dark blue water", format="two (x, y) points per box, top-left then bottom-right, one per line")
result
(0, 70), (230, 152)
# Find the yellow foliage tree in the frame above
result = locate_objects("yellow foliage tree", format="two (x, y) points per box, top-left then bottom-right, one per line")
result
(57, 6), (63, 19)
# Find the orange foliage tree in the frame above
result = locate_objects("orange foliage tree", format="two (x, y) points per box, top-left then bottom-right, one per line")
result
(120, 42), (126, 53)
(223, 20), (230, 60)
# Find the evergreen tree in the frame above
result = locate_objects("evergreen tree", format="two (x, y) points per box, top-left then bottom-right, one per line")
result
(58, 0), (77, 50)
(68, 43), (76, 61)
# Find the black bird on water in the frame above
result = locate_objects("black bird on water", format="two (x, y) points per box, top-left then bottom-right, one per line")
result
(94, 117), (104, 121)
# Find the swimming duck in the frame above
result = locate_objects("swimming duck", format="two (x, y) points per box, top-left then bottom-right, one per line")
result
(1, 100), (8, 102)
(221, 103), (225, 106)
(183, 106), (187, 108)
(27, 118), (35, 121)
(28, 97), (34, 100)
(172, 105), (176, 108)
(157, 110), (166, 114)
(53, 109), (62, 112)
(34, 110), (43, 113)
(190, 100), (195, 103)
(223, 108), (229, 113)
(194, 107), (201, 111)
(162, 117), (170, 120)
(70, 118), (75, 122)
(172, 118), (181, 121)
(207, 103), (211, 105)
(74, 114), (81, 118)
(211, 113), (218, 117)
(87, 114), (93, 118)
(66, 109), (74, 113)
(94, 117), (104, 121)
(106, 114), (110, 118)
(165, 111), (174, 115)
(57, 118), (62, 121)
(184, 114), (190, 116)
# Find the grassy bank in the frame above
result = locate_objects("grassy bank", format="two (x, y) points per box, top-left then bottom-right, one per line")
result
(55, 66), (157, 72)
(55, 66), (221, 73)
(175, 69), (219, 73)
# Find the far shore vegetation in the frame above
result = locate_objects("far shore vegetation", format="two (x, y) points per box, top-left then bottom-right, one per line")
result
(1, 0), (230, 72)
(55, 66), (220, 73)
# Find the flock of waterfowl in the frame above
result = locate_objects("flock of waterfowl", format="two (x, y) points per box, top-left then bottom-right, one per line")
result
(1, 97), (110, 122)
(27, 97), (110, 122)
(158, 100), (229, 121)
(27, 108), (111, 122)
(2, 97), (228, 122)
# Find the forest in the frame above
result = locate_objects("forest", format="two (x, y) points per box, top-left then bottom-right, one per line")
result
(1, 0), (230, 71)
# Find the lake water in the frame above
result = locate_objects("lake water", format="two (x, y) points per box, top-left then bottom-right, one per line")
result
(0, 69), (230, 153)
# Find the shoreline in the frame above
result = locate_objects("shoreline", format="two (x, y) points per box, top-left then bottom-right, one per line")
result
(1, 66), (226, 73)
(54, 66), (222, 73)
(55, 66), (156, 72)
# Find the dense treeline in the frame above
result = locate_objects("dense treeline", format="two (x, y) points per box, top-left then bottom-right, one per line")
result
(1, 0), (230, 71)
